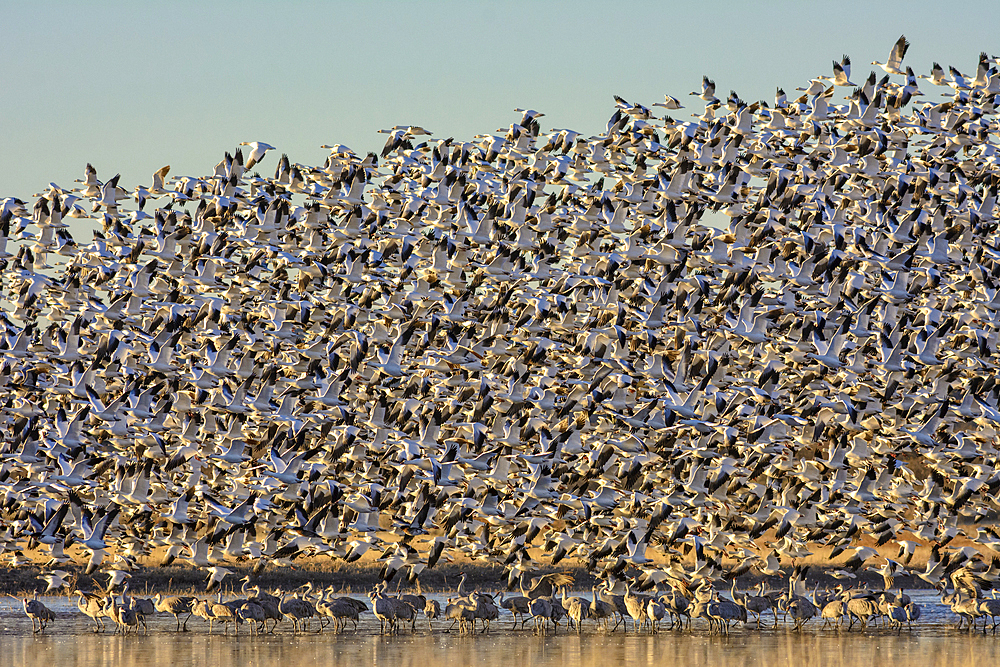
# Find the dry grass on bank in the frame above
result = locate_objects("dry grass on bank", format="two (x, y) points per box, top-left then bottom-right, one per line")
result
(2, 528), (987, 596)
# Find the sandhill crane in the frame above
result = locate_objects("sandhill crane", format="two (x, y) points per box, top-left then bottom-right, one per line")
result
(894, 588), (912, 608)
(821, 598), (847, 629)
(725, 580), (748, 625)
(22, 597), (56, 634)
(396, 582), (427, 632)
(560, 587), (589, 632)
(974, 595), (1000, 634)
(191, 598), (215, 631)
(787, 597), (817, 631)
(472, 592), (499, 633)
(336, 596), (368, 631)
(315, 591), (338, 632)
(394, 597), (417, 632)
(886, 600), (908, 634)
(370, 583), (403, 634)
(705, 598), (729, 634)
(208, 592), (238, 635)
(704, 584), (746, 635)
(660, 584), (692, 630)
(745, 581), (777, 628)
(589, 586), (615, 631)
(529, 596), (554, 634)
(498, 590), (531, 629)
(154, 593), (195, 631)
(943, 588), (982, 632)
(75, 589), (108, 632)
(646, 597), (666, 633)
(102, 595), (123, 634)
(691, 597), (716, 631)
(905, 601), (922, 630)
(371, 583), (419, 633)
(314, 588), (364, 634)
(238, 600), (266, 635)
(280, 592), (315, 633)
(444, 596), (476, 634)
(122, 583), (154, 634)
(424, 597), (441, 630)
(598, 580), (629, 630)
(104, 595), (140, 635)
(623, 582), (646, 632)
(812, 586), (839, 610)
(845, 593), (879, 631)
(248, 586), (283, 633)
(549, 595), (567, 632)
(319, 597), (360, 633)
(295, 581), (320, 610)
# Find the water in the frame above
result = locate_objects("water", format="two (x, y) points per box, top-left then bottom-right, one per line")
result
(2, 593), (998, 667)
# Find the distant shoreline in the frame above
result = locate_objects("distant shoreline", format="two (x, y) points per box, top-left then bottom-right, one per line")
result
(0, 559), (940, 597)
(3, 530), (967, 596)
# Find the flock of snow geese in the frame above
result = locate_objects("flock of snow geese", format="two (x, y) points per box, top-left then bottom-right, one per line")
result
(6, 35), (1000, 635)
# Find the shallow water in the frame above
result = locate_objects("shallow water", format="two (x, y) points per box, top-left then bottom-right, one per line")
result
(2, 592), (999, 667)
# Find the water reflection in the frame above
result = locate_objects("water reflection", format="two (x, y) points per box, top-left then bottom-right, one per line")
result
(3, 630), (1000, 667)
(2, 593), (999, 667)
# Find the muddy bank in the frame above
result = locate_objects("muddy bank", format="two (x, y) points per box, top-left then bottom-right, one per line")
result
(0, 559), (921, 597)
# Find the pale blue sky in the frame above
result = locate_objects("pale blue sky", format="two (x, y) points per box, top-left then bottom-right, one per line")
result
(2, 1), (996, 199)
